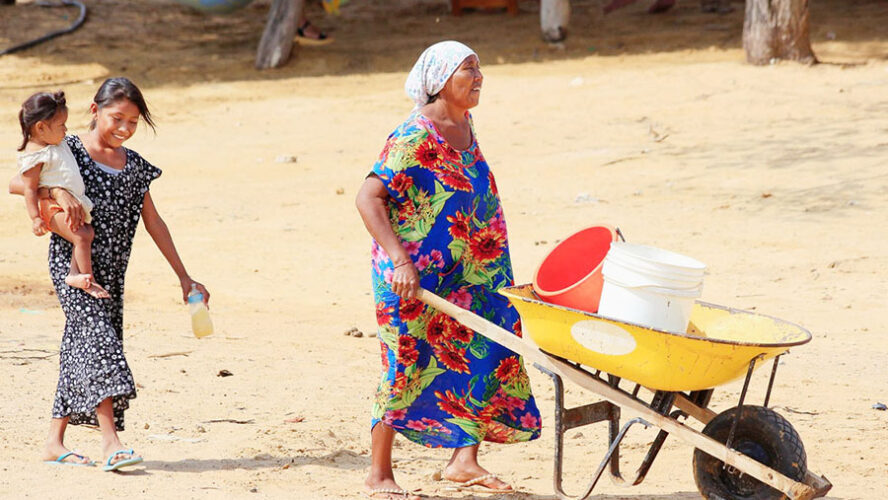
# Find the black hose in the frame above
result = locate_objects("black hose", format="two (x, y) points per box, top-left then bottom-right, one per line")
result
(0, 0), (87, 56)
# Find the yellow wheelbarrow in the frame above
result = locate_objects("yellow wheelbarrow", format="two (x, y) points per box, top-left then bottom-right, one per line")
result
(417, 284), (832, 500)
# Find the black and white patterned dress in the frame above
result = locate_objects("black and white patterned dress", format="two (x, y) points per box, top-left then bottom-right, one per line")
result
(49, 135), (161, 430)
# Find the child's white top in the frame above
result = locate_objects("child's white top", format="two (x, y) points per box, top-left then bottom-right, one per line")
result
(16, 139), (93, 223)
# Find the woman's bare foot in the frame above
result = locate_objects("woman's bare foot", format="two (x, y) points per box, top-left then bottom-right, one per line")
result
(364, 477), (421, 500)
(65, 274), (110, 298)
(43, 441), (92, 465)
(442, 464), (513, 491)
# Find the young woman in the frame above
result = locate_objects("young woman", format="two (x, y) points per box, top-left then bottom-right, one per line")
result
(11, 77), (210, 471)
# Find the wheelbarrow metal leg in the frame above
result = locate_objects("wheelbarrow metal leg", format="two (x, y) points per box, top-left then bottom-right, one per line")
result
(630, 392), (676, 485)
(688, 389), (714, 411)
(578, 417), (652, 498)
(726, 354), (764, 451)
(535, 363), (621, 499)
(764, 354), (781, 407)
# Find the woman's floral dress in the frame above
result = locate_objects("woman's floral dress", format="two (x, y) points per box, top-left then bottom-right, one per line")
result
(369, 112), (541, 448)
(48, 135), (160, 430)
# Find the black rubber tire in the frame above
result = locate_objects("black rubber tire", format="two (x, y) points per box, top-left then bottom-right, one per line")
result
(693, 405), (807, 499)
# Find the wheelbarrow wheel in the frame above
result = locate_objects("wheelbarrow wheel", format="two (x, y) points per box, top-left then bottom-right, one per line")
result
(693, 405), (806, 499)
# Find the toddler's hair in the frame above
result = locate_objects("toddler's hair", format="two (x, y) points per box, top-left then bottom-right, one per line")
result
(18, 91), (67, 151)
(90, 77), (156, 132)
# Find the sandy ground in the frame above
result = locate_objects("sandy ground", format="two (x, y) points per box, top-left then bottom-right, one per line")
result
(1, 0), (887, 498)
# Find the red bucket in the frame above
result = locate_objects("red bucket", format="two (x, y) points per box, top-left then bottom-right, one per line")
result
(532, 225), (617, 313)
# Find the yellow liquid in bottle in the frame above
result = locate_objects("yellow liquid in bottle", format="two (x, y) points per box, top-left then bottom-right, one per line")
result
(191, 306), (214, 338)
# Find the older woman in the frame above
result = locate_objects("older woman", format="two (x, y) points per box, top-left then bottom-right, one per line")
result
(356, 41), (541, 499)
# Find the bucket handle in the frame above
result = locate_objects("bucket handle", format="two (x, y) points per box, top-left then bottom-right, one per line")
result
(616, 227), (626, 242)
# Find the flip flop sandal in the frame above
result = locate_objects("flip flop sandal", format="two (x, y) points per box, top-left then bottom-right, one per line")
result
(365, 487), (415, 498)
(102, 448), (143, 472)
(45, 451), (95, 467)
(443, 473), (514, 493)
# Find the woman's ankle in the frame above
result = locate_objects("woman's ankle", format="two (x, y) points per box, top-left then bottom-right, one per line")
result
(44, 438), (65, 450)
(366, 469), (394, 482)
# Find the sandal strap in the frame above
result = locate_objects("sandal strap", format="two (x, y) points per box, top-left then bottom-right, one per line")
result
(105, 448), (135, 465)
(461, 473), (498, 487)
(367, 488), (410, 497)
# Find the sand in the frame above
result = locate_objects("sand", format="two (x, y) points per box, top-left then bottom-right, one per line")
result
(1, 0), (886, 498)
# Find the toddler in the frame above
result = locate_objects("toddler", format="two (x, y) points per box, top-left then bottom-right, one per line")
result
(16, 91), (108, 298)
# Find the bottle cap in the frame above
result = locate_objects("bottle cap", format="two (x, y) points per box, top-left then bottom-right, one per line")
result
(187, 284), (203, 303)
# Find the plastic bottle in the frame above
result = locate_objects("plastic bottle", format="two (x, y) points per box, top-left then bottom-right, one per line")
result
(188, 284), (213, 338)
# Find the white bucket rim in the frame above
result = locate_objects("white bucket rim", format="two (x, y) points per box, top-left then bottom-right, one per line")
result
(604, 252), (705, 281)
(608, 242), (706, 272)
(602, 263), (702, 290)
(602, 255), (703, 289)
(602, 274), (703, 297)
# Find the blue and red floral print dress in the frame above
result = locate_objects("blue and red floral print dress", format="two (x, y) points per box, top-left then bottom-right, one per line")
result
(369, 112), (541, 448)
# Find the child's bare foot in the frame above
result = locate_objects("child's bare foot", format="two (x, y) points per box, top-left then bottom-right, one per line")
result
(43, 442), (93, 465)
(65, 274), (110, 299)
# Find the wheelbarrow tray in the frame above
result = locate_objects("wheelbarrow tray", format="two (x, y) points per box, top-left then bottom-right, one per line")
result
(500, 284), (811, 392)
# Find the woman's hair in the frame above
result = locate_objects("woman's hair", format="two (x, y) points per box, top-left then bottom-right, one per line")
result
(427, 93), (440, 104)
(18, 91), (67, 151)
(90, 77), (156, 132)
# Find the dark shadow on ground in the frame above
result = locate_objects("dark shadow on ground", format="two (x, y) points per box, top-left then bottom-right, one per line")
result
(141, 448), (368, 473)
(0, 0), (886, 91)
(411, 490), (843, 499)
(369, 492), (706, 499)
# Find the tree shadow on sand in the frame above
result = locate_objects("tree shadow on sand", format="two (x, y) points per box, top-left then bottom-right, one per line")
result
(1, 0), (885, 91)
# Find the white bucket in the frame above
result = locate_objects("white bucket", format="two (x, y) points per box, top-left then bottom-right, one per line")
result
(598, 242), (706, 333)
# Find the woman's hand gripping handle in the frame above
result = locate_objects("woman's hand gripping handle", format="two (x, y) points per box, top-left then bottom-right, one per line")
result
(391, 260), (420, 300)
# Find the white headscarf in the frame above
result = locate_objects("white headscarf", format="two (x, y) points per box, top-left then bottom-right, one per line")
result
(405, 41), (478, 110)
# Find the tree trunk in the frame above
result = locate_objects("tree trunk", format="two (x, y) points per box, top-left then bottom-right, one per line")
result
(743, 0), (816, 65)
(255, 0), (303, 70)
(540, 0), (570, 43)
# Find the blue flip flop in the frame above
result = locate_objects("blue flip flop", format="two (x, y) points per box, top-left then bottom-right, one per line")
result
(102, 449), (143, 472)
(45, 451), (95, 467)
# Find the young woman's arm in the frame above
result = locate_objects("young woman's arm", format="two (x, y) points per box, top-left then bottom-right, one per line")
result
(355, 176), (419, 300)
(9, 175), (85, 231)
(141, 191), (210, 305)
(20, 167), (48, 236)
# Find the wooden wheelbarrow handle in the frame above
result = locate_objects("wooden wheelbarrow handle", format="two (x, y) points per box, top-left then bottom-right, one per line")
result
(416, 288), (545, 365)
